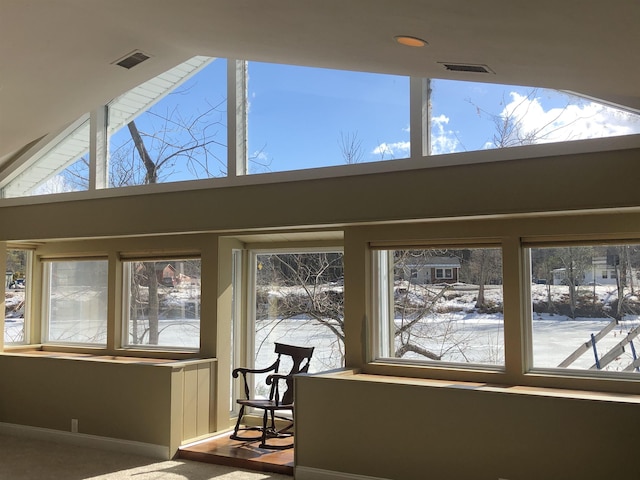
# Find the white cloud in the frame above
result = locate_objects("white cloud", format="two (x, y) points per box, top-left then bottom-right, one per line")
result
(372, 141), (410, 159)
(373, 116), (461, 157)
(493, 92), (640, 146)
(431, 114), (460, 155)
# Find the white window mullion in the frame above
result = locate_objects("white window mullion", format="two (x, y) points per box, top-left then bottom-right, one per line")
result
(89, 106), (108, 190)
(410, 77), (431, 158)
(502, 237), (527, 383)
(227, 60), (248, 177)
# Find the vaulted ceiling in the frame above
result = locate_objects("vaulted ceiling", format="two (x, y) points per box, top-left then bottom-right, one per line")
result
(1, 0), (639, 169)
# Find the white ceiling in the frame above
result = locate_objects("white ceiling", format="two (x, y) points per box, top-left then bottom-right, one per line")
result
(1, 0), (639, 170)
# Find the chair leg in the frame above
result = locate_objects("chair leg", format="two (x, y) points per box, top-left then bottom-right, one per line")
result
(260, 409), (269, 448)
(229, 405), (245, 440)
(230, 405), (264, 441)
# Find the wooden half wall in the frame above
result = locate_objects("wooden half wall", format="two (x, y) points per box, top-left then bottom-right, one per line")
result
(295, 371), (640, 480)
(0, 352), (216, 458)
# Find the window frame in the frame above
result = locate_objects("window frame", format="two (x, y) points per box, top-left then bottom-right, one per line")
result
(4, 55), (638, 206)
(4, 248), (34, 345)
(16, 238), (209, 359)
(362, 229), (640, 395)
(370, 242), (506, 371)
(41, 256), (110, 347)
(523, 240), (640, 381)
(121, 255), (202, 352)
(246, 246), (345, 389)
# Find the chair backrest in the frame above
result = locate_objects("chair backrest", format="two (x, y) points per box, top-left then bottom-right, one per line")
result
(273, 342), (314, 405)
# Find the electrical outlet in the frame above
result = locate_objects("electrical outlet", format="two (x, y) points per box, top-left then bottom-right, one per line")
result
(71, 418), (78, 433)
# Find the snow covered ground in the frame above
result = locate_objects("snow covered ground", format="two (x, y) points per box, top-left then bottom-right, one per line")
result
(256, 283), (640, 374)
(5, 283), (640, 375)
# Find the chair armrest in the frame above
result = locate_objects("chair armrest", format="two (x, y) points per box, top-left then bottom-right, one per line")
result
(266, 373), (295, 406)
(232, 359), (279, 378)
(232, 359), (280, 400)
(266, 373), (291, 385)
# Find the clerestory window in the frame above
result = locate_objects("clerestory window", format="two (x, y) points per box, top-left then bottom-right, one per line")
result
(106, 58), (228, 187)
(2, 58), (639, 200)
(247, 62), (410, 173)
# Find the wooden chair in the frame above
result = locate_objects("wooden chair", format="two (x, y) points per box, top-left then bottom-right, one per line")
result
(230, 342), (314, 449)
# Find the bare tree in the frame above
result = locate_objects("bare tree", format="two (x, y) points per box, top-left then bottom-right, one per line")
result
(338, 131), (364, 164)
(255, 253), (345, 368)
(465, 249), (502, 310)
(61, 99), (226, 190)
(470, 89), (589, 149)
(556, 246), (593, 319)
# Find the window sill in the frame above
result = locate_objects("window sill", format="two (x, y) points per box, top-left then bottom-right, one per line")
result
(0, 346), (212, 366)
(319, 369), (640, 404)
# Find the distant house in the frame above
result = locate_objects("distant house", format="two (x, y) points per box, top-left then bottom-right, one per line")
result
(552, 256), (638, 286)
(135, 262), (180, 287)
(156, 263), (178, 287)
(399, 256), (461, 284)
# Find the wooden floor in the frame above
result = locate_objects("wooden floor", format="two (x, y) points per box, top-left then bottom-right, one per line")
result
(178, 432), (294, 476)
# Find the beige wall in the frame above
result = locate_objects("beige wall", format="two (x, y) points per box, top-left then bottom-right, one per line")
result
(1, 146), (639, 242)
(1, 144), (640, 470)
(0, 354), (216, 454)
(295, 372), (640, 480)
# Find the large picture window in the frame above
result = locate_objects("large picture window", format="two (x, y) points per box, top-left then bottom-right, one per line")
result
(374, 247), (504, 367)
(528, 243), (640, 375)
(43, 259), (108, 345)
(252, 251), (344, 396)
(123, 258), (201, 350)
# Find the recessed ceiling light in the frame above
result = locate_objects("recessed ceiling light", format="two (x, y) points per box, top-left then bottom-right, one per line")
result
(394, 35), (428, 47)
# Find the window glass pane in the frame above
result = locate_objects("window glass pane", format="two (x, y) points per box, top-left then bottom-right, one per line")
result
(43, 154), (90, 193)
(5, 249), (30, 343)
(46, 260), (108, 345)
(124, 259), (201, 349)
(376, 248), (504, 367)
(108, 57), (227, 186)
(253, 252), (344, 396)
(248, 62), (409, 174)
(530, 244), (640, 374)
(2, 120), (90, 198)
(429, 80), (640, 155)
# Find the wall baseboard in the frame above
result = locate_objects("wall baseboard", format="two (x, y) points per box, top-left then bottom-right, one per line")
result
(0, 422), (170, 459)
(295, 466), (392, 480)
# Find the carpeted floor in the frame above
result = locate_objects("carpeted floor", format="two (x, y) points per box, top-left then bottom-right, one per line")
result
(0, 433), (292, 480)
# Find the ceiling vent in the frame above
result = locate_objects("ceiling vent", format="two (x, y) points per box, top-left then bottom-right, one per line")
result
(439, 62), (494, 74)
(113, 50), (151, 69)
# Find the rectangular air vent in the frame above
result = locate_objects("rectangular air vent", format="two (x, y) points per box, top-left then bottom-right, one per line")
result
(113, 50), (151, 69)
(439, 62), (494, 74)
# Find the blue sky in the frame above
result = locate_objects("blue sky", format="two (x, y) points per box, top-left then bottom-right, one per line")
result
(108, 57), (640, 182)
